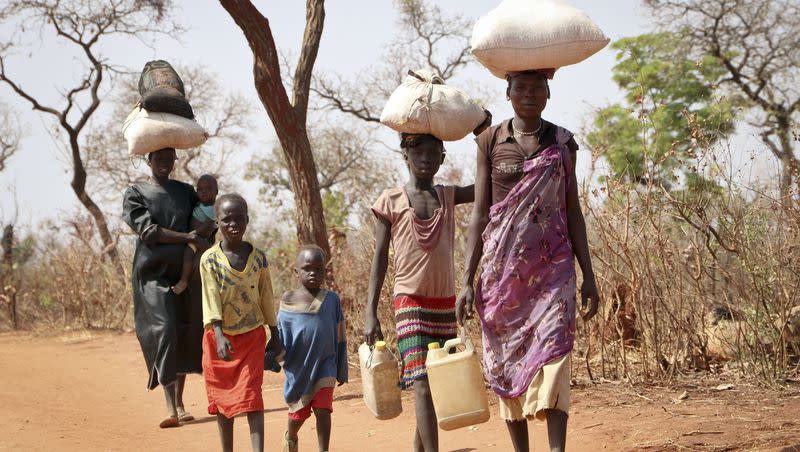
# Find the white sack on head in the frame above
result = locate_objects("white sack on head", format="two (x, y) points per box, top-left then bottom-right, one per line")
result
(122, 107), (209, 156)
(380, 69), (486, 142)
(471, 0), (610, 78)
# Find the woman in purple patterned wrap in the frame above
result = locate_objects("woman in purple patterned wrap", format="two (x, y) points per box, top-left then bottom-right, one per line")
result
(456, 69), (600, 452)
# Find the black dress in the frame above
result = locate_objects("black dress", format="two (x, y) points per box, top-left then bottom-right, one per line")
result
(122, 179), (204, 390)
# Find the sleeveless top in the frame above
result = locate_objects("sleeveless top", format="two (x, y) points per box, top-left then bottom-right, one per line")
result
(371, 185), (456, 298)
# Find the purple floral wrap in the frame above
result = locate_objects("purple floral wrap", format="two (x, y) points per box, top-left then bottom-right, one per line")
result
(476, 127), (577, 399)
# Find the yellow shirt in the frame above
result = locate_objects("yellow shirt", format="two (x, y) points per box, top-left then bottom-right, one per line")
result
(200, 242), (277, 335)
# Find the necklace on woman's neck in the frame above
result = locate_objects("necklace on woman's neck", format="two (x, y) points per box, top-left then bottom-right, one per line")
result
(512, 118), (543, 136)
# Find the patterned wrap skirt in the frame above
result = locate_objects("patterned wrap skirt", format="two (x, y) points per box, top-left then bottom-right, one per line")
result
(393, 294), (457, 389)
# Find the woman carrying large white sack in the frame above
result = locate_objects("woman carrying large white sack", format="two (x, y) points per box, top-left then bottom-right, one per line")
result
(456, 67), (600, 452)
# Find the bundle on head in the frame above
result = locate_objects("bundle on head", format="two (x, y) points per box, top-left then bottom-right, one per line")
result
(380, 69), (486, 142)
(138, 60), (194, 119)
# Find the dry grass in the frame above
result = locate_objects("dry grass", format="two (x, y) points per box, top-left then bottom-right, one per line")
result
(1, 159), (798, 387)
(579, 159), (800, 384)
(0, 219), (132, 331)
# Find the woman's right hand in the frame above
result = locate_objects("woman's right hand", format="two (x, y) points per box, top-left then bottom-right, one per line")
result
(363, 314), (383, 346)
(186, 230), (201, 245)
(455, 286), (475, 326)
(187, 230), (210, 253)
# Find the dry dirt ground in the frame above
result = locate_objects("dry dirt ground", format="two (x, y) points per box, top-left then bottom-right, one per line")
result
(2, 331), (799, 452)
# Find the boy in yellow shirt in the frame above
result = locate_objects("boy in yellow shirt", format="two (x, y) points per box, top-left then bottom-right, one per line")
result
(200, 193), (283, 452)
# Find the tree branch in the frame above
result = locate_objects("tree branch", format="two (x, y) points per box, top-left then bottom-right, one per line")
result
(292, 0), (325, 123)
(310, 77), (381, 123)
(0, 53), (63, 120)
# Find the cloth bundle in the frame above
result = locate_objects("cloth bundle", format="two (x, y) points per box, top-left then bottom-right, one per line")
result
(380, 69), (486, 142)
(471, 0), (609, 78)
(138, 60), (195, 119)
(123, 60), (208, 156)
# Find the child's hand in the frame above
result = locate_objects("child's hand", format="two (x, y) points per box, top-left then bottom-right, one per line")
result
(216, 333), (234, 361)
(473, 109), (493, 136)
(363, 314), (383, 346)
(265, 337), (284, 359)
(455, 286), (475, 326)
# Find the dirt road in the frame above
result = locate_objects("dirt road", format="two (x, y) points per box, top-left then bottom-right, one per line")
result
(1, 331), (799, 451)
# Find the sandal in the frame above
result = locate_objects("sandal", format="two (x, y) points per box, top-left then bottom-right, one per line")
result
(159, 415), (180, 429)
(177, 411), (195, 423)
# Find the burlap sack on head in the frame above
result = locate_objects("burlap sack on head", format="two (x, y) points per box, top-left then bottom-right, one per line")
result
(122, 106), (208, 156)
(138, 60), (195, 119)
(380, 69), (486, 142)
(471, 0), (610, 79)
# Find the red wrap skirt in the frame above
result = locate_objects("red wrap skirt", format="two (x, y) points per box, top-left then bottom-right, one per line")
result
(202, 326), (266, 417)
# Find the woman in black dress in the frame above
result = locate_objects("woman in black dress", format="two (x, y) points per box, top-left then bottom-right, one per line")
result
(122, 148), (207, 428)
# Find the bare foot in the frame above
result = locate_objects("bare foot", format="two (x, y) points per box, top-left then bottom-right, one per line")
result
(171, 280), (188, 295)
(159, 415), (180, 428)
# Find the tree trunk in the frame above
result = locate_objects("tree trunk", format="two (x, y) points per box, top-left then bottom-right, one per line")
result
(770, 118), (799, 205)
(219, 0), (331, 257)
(1, 224), (16, 329)
(68, 133), (120, 265)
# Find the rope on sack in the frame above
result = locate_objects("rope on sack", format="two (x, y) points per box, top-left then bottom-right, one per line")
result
(407, 69), (443, 134)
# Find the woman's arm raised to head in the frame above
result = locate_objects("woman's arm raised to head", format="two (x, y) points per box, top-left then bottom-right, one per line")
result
(454, 184), (475, 205)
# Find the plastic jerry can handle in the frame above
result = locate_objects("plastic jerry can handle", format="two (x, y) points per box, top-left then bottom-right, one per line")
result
(441, 326), (473, 354)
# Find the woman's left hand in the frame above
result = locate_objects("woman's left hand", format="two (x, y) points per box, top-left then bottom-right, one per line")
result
(580, 277), (600, 321)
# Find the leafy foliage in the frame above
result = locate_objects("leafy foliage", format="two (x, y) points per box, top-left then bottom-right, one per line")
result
(587, 33), (741, 189)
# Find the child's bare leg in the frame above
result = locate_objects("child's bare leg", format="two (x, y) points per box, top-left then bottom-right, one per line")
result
(160, 382), (180, 428)
(313, 408), (331, 452)
(413, 428), (423, 452)
(544, 409), (568, 452)
(216, 414), (234, 452)
(172, 247), (193, 294)
(413, 378), (438, 452)
(247, 411), (264, 452)
(505, 420), (529, 452)
(287, 417), (305, 441)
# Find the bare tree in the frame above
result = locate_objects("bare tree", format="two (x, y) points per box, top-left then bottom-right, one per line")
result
(239, 0), (477, 232)
(0, 102), (22, 172)
(247, 125), (402, 229)
(0, 0), (180, 263)
(218, 0), (332, 257)
(645, 0), (800, 199)
(84, 63), (253, 202)
(311, 0), (475, 123)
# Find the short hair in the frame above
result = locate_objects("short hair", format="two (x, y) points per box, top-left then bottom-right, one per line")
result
(399, 133), (444, 151)
(297, 244), (327, 263)
(147, 147), (176, 161)
(215, 193), (248, 214)
(197, 174), (218, 187)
